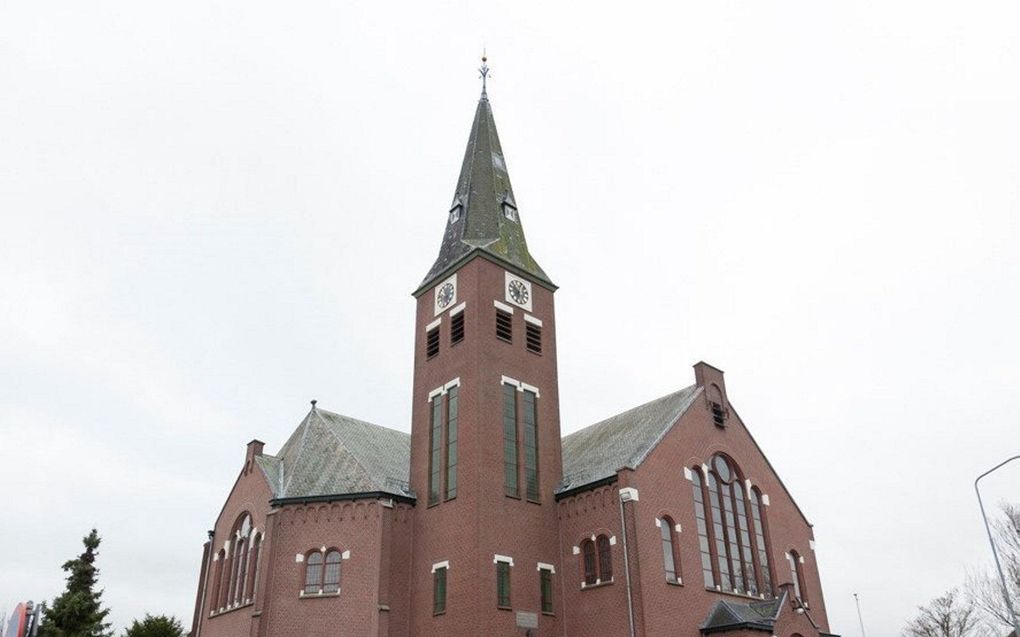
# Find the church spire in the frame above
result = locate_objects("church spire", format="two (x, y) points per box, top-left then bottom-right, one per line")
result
(417, 57), (553, 294)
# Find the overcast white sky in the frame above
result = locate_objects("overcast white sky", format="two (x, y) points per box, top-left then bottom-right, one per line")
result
(2, 1), (1018, 635)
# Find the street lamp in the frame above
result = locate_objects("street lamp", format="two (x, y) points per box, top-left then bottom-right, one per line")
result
(975, 454), (1020, 637)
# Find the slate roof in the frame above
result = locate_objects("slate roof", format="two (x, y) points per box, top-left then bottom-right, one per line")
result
(557, 385), (701, 495)
(700, 593), (787, 634)
(417, 92), (553, 294)
(255, 407), (413, 501)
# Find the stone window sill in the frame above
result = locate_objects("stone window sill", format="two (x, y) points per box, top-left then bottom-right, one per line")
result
(209, 600), (253, 617)
(300, 590), (341, 599)
(705, 586), (769, 601)
(581, 578), (614, 590)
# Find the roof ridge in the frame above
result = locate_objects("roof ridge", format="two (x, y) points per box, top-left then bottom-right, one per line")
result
(279, 409), (316, 498)
(314, 411), (379, 490)
(564, 384), (698, 441)
(313, 407), (410, 439)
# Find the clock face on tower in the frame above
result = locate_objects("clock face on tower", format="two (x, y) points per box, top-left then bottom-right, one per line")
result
(508, 280), (528, 305)
(433, 275), (457, 316)
(504, 272), (533, 311)
(437, 283), (455, 308)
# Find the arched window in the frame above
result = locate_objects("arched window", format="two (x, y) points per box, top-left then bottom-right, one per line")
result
(581, 539), (597, 586)
(693, 456), (774, 596)
(244, 532), (262, 602)
(788, 550), (806, 602)
(323, 550), (343, 593)
(750, 488), (773, 596)
(691, 468), (716, 588)
(304, 552), (324, 594)
(218, 548), (232, 609)
(226, 513), (252, 607)
(658, 516), (680, 584)
(209, 549), (225, 613)
(580, 534), (613, 586)
(303, 548), (344, 595)
(596, 535), (613, 581)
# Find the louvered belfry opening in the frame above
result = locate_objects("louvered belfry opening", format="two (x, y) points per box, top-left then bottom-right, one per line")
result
(526, 322), (541, 354)
(496, 309), (512, 342)
(426, 326), (440, 358)
(451, 312), (465, 345)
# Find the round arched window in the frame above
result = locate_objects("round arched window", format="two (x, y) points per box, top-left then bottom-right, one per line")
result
(712, 455), (732, 483)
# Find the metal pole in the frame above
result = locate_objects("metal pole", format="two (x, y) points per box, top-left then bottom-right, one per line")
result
(974, 454), (1020, 637)
(853, 592), (867, 637)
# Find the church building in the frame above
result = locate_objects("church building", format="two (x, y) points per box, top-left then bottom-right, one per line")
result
(189, 63), (838, 637)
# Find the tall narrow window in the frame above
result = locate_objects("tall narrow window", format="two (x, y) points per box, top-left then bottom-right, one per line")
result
(526, 322), (542, 354)
(304, 552), (323, 594)
(210, 550), (225, 612)
(581, 539), (597, 586)
(750, 488), (773, 596)
(596, 535), (613, 581)
(496, 309), (513, 342)
(245, 533), (261, 602)
(522, 389), (539, 501)
(788, 551), (806, 602)
(426, 326), (440, 358)
(659, 517), (680, 584)
(451, 311), (465, 345)
(323, 550), (342, 593)
(496, 561), (512, 608)
(691, 469), (716, 588)
(540, 567), (554, 614)
(733, 482), (758, 595)
(433, 566), (447, 614)
(232, 537), (248, 605)
(503, 383), (519, 497)
(429, 396), (443, 506)
(219, 550), (231, 609)
(445, 386), (458, 500)
(706, 472), (732, 590)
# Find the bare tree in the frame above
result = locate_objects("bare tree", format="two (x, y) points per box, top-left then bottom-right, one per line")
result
(903, 589), (986, 637)
(969, 503), (1020, 633)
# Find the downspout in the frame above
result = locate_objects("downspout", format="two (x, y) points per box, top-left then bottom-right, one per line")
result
(618, 487), (638, 637)
(194, 530), (215, 637)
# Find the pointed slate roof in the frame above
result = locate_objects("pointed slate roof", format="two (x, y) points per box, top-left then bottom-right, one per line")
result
(556, 385), (701, 495)
(255, 407), (413, 501)
(701, 593), (787, 634)
(417, 92), (553, 294)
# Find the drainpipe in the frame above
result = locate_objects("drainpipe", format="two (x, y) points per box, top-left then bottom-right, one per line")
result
(194, 530), (215, 637)
(618, 487), (639, 637)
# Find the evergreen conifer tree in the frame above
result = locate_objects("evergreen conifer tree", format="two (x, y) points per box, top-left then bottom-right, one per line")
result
(122, 614), (184, 637)
(38, 529), (112, 637)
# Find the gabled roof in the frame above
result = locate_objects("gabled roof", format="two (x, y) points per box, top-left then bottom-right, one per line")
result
(417, 93), (553, 294)
(700, 593), (787, 634)
(556, 385), (701, 495)
(255, 407), (413, 502)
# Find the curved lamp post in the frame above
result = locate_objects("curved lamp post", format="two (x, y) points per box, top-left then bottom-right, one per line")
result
(975, 454), (1020, 636)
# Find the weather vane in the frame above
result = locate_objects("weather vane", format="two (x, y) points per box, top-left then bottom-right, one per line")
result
(479, 50), (490, 98)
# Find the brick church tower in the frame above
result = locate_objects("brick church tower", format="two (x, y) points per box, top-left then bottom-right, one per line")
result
(190, 59), (837, 637)
(407, 60), (564, 635)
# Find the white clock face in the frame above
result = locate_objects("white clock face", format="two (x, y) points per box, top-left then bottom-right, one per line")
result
(504, 272), (533, 311)
(508, 280), (529, 305)
(437, 283), (455, 308)
(433, 275), (457, 316)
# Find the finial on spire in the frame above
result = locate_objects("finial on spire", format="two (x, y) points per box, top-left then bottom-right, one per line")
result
(479, 50), (490, 100)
